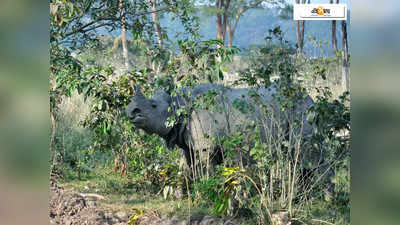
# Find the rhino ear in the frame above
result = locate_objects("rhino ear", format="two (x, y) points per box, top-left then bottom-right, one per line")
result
(154, 89), (172, 104)
(134, 85), (144, 98)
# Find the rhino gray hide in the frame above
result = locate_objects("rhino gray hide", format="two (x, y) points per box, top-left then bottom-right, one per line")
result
(126, 83), (314, 167)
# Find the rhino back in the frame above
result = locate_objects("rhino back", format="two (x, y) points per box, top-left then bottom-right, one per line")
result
(186, 83), (313, 152)
(187, 85), (276, 151)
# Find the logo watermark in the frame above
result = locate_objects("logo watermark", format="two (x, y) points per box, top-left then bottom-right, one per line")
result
(294, 4), (347, 20)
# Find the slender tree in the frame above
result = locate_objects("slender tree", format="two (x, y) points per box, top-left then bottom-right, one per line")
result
(226, 0), (264, 47)
(151, 0), (163, 47)
(330, 0), (339, 52)
(295, 0), (308, 55)
(341, 19), (349, 92)
(216, 0), (231, 42)
(119, 0), (130, 69)
(212, 0), (267, 46)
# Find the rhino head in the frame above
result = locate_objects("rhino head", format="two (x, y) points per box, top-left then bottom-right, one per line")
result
(126, 85), (173, 137)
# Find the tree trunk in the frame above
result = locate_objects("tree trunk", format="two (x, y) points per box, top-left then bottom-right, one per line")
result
(341, 20), (349, 92)
(119, 0), (129, 69)
(216, 0), (230, 45)
(151, 0), (163, 47)
(227, 22), (233, 47)
(332, 20), (337, 52)
(222, 0), (230, 42)
(331, 0), (338, 52)
(300, 20), (305, 53)
(216, 0), (223, 41)
(296, 20), (305, 55)
(295, 0), (306, 55)
(226, 0), (264, 48)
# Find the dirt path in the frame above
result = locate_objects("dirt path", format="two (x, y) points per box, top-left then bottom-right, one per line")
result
(49, 180), (235, 225)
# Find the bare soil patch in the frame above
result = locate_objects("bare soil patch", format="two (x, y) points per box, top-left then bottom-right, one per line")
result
(49, 180), (235, 225)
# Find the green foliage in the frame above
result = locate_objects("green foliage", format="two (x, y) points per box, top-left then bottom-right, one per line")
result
(213, 166), (245, 216)
(232, 98), (252, 114)
(235, 26), (296, 88)
(158, 163), (184, 199)
(170, 39), (239, 85)
(308, 90), (350, 139)
(50, 0), (200, 47)
(161, 39), (239, 127)
(332, 162), (350, 207)
(193, 176), (221, 206)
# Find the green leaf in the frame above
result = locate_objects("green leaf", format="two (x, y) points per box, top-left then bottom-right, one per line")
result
(218, 69), (224, 80)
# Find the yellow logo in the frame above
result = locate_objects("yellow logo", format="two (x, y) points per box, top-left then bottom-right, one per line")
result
(311, 6), (331, 16)
(316, 6), (325, 15)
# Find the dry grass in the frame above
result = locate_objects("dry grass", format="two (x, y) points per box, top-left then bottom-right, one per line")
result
(58, 91), (91, 129)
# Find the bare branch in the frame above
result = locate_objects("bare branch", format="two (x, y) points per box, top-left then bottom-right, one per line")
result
(231, 0), (265, 35)
(62, 7), (170, 38)
(78, 193), (107, 200)
(80, 22), (115, 34)
(64, 17), (120, 37)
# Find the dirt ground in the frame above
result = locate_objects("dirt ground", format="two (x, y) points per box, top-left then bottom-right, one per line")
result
(49, 179), (236, 225)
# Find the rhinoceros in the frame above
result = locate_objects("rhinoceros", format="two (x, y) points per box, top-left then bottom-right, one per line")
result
(126, 83), (314, 167)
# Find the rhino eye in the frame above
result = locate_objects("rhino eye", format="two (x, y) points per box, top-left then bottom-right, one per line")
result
(132, 108), (141, 114)
(152, 104), (157, 108)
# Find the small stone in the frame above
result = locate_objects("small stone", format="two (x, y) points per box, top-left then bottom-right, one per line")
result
(63, 218), (73, 225)
(115, 211), (129, 221)
(199, 216), (216, 225)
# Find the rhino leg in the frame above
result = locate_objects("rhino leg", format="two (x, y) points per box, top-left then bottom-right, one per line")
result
(210, 146), (223, 165)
